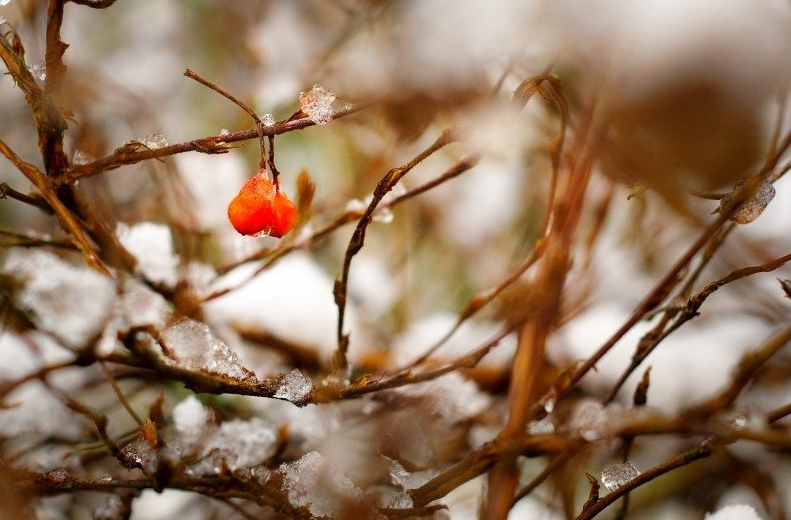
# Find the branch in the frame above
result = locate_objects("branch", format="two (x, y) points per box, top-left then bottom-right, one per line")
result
(62, 104), (363, 182)
(332, 129), (456, 377)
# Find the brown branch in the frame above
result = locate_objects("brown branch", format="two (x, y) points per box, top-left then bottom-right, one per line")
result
(63, 104), (363, 182)
(0, 139), (107, 273)
(0, 182), (54, 214)
(331, 129), (456, 377)
(573, 442), (713, 520)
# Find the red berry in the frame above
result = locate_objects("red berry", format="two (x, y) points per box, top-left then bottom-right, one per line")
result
(227, 172), (297, 238)
(269, 190), (297, 238)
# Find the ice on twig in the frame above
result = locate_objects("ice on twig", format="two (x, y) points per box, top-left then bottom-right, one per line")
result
(219, 128), (230, 138)
(600, 461), (640, 492)
(280, 451), (363, 518)
(299, 85), (336, 125)
(161, 318), (257, 381)
(262, 113), (275, 128)
(528, 417), (555, 435)
(704, 504), (762, 520)
(140, 133), (169, 150)
(387, 457), (437, 491)
(373, 206), (394, 224)
(273, 369), (314, 404)
(2, 250), (115, 349)
(121, 437), (158, 473)
(388, 491), (413, 509)
(718, 179), (775, 224)
(28, 61), (46, 81)
(72, 150), (93, 165)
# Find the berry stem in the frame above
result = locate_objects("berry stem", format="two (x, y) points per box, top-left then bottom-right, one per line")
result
(184, 68), (271, 177)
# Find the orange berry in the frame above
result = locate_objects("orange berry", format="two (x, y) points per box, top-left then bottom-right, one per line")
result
(269, 190), (297, 238)
(227, 172), (297, 238)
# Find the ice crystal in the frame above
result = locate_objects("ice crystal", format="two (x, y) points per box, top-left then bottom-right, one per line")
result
(388, 457), (437, 490)
(601, 461), (640, 492)
(528, 417), (555, 435)
(161, 318), (256, 381)
(273, 369), (314, 403)
(28, 61), (46, 81)
(219, 128), (230, 137)
(2, 250), (115, 349)
(388, 491), (413, 509)
(539, 386), (558, 414)
(140, 133), (168, 150)
(719, 179), (776, 224)
(72, 150), (93, 165)
(121, 438), (157, 473)
(299, 85), (336, 125)
(262, 113), (275, 128)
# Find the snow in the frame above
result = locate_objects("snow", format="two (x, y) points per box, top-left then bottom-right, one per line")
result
(194, 417), (278, 474)
(279, 451), (363, 518)
(2, 249), (115, 350)
(116, 222), (180, 287)
(705, 504), (763, 520)
(204, 253), (365, 364)
(120, 279), (169, 330)
(174, 153), (247, 233)
(0, 382), (86, 439)
(172, 395), (211, 447)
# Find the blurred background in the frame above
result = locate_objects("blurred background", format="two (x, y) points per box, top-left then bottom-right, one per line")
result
(2, 1), (791, 519)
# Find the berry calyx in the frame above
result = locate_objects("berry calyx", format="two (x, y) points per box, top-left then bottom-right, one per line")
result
(227, 172), (297, 238)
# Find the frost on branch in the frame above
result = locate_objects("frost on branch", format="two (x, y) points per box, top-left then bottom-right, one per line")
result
(161, 318), (257, 381)
(705, 504), (763, 520)
(139, 133), (169, 150)
(299, 85), (336, 125)
(279, 451), (365, 518)
(2, 250), (115, 350)
(273, 369), (314, 404)
(600, 461), (641, 492)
